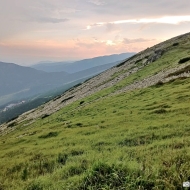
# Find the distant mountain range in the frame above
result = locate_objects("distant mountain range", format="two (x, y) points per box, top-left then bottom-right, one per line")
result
(31, 53), (135, 73)
(0, 52), (135, 106)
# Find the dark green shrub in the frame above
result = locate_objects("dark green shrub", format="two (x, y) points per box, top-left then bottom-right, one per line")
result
(32, 159), (55, 175)
(135, 58), (142, 64)
(0, 183), (5, 190)
(41, 114), (50, 119)
(136, 179), (155, 189)
(42, 160), (55, 173)
(67, 165), (84, 176)
(21, 167), (28, 181)
(80, 101), (85, 105)
(61, 96), (74, 103)
(70, 150), (84, 156)
(7, 116), (19, 123)
(153, 109), (167, 114)
(38, 131), (58, 138)
(7, 122), (17, 128)
(80, 162), (128, 189)
(7, 163), (23, 174)
(178, 57), (190, 64)
(172, 42), (179, 46)
(155, 80), (164, 87)
(26, 181), (43, 190)
(116, 61), (126, 67)
(76, 123), (83, 127)
(57, 153), (68, 165)
(119, 135), (156, 147)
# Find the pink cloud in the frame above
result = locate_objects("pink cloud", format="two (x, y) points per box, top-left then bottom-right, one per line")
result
(0, 38), (160, 65)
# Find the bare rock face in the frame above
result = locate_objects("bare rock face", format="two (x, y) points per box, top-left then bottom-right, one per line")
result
(145, 49), (164, 65)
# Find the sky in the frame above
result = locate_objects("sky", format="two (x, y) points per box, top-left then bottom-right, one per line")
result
(0, 0), (190, 66)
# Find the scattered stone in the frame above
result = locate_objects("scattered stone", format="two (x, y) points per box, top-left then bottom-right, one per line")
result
(1, 32), (190, 135)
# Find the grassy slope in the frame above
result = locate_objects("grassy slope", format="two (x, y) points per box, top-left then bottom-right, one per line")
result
(1, 78), (190, 189)
(1, 37), (190, 189)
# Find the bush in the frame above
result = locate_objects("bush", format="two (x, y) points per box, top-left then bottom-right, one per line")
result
(7, 122), (17, 128)
(21, 167), (28, 181)
(80, 162), (129, 189)
(172, 42), (179, 46)
(41, 114), (50, 119)
(153, 109), (167, 114)
(178, 57), (190, 64)
(80, 101), (85, 105)
(38, 132), (58, 139)
(26, 181), (43, 190)
(0, 183), (5, 190)
(135, 179), (155, 189)
(67, 165), (84, 176)
(70, 150), (84, 156)
(76, 123), (83, 127)
(155, 80), (164, 87)
(57, 153), (68, 165)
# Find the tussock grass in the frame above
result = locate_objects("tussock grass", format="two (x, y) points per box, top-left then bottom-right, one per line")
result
(0, 77), (190, 189)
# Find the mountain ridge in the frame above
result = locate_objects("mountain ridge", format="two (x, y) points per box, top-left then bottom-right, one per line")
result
(31, 52), (135, 73)
(0, 53), (134, 106)
(1, 31), (190, 128)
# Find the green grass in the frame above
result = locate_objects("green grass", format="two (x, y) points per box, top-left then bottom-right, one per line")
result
(1, 36), (190, 189)
(82, 40), (190, 103)
(0, 76), (190, 189)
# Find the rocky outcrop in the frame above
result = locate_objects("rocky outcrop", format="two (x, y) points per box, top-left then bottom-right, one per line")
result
(144, 49), (164, 66)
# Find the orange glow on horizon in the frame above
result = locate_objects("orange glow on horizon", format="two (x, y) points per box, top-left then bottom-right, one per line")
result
(0, 38), (160, 63)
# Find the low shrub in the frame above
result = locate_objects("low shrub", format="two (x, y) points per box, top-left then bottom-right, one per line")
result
(80, 101), (85, 105)
(76, 123), (83, 127)
(178, 57), (190, 64)
(80, 162), (128, 189)
(38, 131), (58, 138)
(21, 167), (28, 181)
(57, 153), (68, 165)
(7, 122), (17, 128)
(153, 109), (167, 114)
(41, 114), (50, 119)
(26, 181), (43, 190)
(155, 80), (164, 87)
(172, 42), (179, 46)
(70, 150), (84, 156)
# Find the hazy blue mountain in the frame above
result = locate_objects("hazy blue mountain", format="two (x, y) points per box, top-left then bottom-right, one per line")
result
(31, 61), (73, 72)
(0, 59), (125, 124)
(31, 53), (135, 73)
(0, 62), (68, 96)
(0, 53), (135, 107)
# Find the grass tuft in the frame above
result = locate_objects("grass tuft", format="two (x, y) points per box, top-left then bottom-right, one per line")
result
(38, 131), (58, 138)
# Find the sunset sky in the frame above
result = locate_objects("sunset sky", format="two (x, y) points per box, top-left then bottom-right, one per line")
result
(0, 0), (190, 65)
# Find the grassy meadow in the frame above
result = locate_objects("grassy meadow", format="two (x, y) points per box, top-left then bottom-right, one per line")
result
(0, 76), (190, 189)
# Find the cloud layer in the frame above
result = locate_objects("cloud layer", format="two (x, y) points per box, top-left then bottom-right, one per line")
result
(0, 0), (190, 65)
(86, 16), (190, 30)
